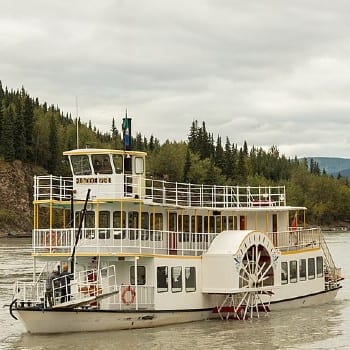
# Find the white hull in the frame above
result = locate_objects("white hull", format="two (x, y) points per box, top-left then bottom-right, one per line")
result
(16, 308), (214, 334)
(270, 287), (340, 311)
(16, 288), (340, 334)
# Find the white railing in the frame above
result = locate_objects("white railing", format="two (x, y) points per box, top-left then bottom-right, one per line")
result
(51, 266), (117, 307)
(33, 175), (286, 208)
(33, 228), (218, 256)
(34, 175), (73, 201)
(105, 285), (155, 310)
(33, 227), (325, 257)
(266, 227), (321, 251)
(14, 281), (46, 306)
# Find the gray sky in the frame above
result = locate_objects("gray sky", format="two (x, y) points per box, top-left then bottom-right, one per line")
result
(1, 0), (350, 158)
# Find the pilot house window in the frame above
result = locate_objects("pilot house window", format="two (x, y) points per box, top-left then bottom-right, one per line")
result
(70, 155), (92, 175)
(91, 155), (112, 174)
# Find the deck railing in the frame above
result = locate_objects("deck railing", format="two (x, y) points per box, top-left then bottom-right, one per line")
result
(266, 227), (322, 252)
(33, 228), (217, 256)
(33, 227), (322, 256)
(33, 175), (286, 208)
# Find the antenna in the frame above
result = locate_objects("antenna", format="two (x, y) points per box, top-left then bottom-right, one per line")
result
(76, 96), (79, 149)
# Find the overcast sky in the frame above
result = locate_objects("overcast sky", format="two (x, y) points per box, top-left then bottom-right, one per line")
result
(1, 0), (350, 158)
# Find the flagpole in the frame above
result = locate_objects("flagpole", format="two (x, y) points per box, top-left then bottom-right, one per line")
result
(76, 96), (79, 149)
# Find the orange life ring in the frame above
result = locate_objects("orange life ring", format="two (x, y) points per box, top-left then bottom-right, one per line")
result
(45, 232), (58, 247)
(121, 285), (136, 305)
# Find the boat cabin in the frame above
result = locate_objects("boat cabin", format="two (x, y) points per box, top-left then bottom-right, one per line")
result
(63, 149), (146, 200)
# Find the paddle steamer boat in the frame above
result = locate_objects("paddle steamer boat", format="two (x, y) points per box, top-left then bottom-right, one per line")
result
(10, 126), (342, 333)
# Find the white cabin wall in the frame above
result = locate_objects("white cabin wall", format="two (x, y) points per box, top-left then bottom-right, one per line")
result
(153, 257), (215, 310)
(272, 249), (325, 302)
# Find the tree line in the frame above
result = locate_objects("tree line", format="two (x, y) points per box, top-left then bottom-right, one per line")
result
(0, 81), (349, 225)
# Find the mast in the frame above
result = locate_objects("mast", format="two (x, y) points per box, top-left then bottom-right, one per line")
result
(76, 96), (79, 149)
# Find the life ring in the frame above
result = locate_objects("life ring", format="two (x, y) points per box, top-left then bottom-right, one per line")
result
(121, 285), (136, 305)
(45, 232), (58, 247)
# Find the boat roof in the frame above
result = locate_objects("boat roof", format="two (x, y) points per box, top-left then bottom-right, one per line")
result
(63, 148), (147, 157)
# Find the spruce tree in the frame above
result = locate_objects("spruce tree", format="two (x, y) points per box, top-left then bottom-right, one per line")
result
(47, 115), (59, 174)
(1, 103), (15, 162)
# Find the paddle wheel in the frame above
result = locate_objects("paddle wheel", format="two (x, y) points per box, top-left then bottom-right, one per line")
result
(203, 230), (279, 320)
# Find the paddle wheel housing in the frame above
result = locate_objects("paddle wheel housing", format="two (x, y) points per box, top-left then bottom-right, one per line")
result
(202, 230), (280, 319)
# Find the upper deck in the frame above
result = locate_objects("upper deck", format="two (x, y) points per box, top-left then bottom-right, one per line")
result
(34, 174), (288, 209)
(33, 147), (293, 210)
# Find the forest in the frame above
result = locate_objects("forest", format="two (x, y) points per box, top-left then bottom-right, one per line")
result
(0, 81), (349, 226)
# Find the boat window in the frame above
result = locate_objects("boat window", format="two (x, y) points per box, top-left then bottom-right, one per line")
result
(222, 216), (227, 231)
(316, 256), (323, 278)
(228, 216), (234, 230)
(215, 216), (222, 233)
(299, 259), (306, 281)
(150, 213), (163, 241)
(128, 211), (139, 240)
(308, 258), (315, 279)
(91, 154), (112, 174)
(134, 157), (144, 174)
(178, 215), (190, 242)
(171, 266), (182, 293)
(192, 216), (204, 242)
(157, 266), (168, 293)
(98, 211), (110, 239)
(289, 260), (297, 283)
(70, 155), (92, 175)
(130, 266), (146, 285)
(141, 212), (149, 240)
(204, 216), (215, 233)
(281, 262), (288, 284)
(75, 210), (95, 238)
(85, 211), (95, 228)
(113, 211), (126, 239)
(112, 154), (123, 174)
(185, 267), (196, 292)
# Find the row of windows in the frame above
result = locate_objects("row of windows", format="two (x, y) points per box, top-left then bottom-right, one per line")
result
(128, 265), (197, 293)
(76, 210), (246, 236)
(70, 154), (144, 176)
(157, 266), (196, 293)
(281, 257), (323, 285)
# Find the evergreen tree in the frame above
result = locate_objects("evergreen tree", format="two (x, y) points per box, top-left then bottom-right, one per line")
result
(183, 147), (191, 182)
(14, 99), (26, 161)
(1, 103), (15, 162)
(47, 115), (59, 174)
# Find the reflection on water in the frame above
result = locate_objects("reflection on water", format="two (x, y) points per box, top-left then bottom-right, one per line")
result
(1, 233), (350, 350)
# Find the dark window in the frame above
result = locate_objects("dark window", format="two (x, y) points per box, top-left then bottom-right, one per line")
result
(150, 213), (163, 241)
(130, 266), (146, 285)
(185, 267), (196, 292)
(290, 260), (297, 283)
(316, 256), (323, 278)
(281, 262), (288, 284)
(91, 154), (112, 174)
(71, 155), (92, 175)
(308, 258), (315, 279)
(157, 266), (168, 293)
(299, 259), (306, 281)
(141, 212), (149, 240)
(98, 211), (110, 239)
(171, 266), (182, 293)
(128, 211), (139, 240)
(113, 211), (126, 239)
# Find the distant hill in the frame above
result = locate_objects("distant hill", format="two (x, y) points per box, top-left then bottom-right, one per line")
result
(305, 157), (350, 177)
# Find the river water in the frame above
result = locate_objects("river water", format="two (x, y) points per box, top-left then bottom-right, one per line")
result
(0, 232), (349, 350)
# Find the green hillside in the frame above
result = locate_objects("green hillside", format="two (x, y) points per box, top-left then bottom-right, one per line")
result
(306, 157), (350, 177)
